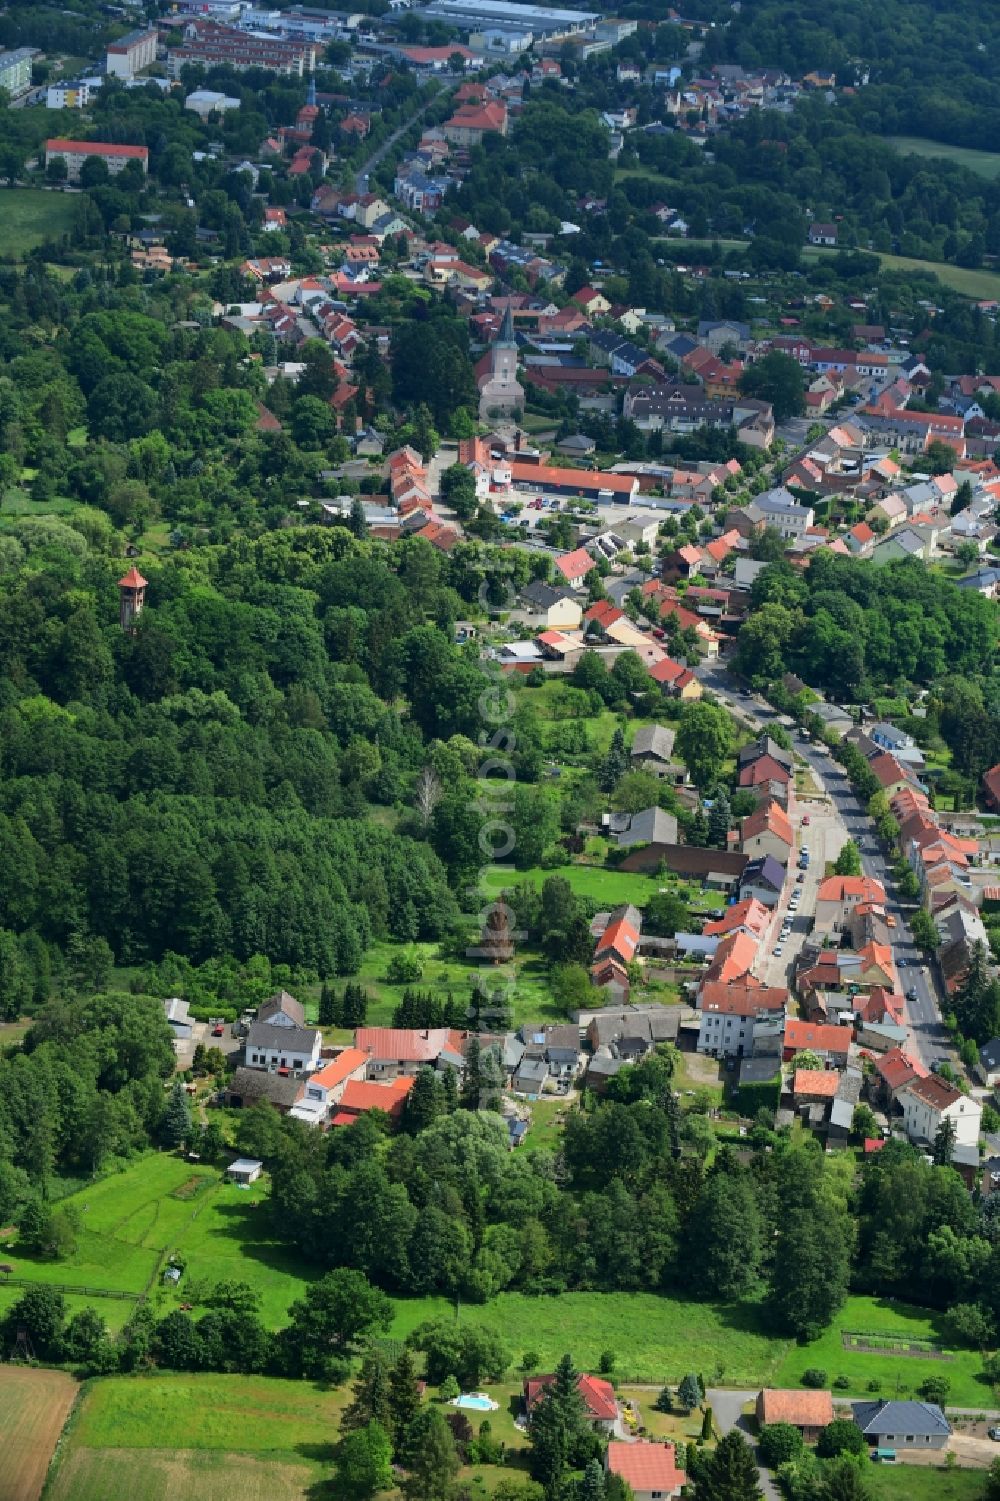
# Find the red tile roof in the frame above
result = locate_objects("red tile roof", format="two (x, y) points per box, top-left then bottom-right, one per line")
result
(511, 462), (637, 495)
(309, 1048), (368, 1090)
(699, 982), (787, 1018)
(784, 1019), (853, 1054)
(555, 546), (594, 582)
(703, 930), (759, 985)
(817, 876), (886, 903)
(526, 1373), (618, 1422)
(332, 1075), (415, 1122)
(47, 138), (148, 160)
(354, 1027), (464, 1062)
(792, 1068), (840, 1098)
(758, 1389), (834, 1427)
(742, 797), (793, 848)
(607, 1441), (685, 1494)
(595, 916), (639, 966)
(118, 566), (148, 588)
(876, 1045), (926, 1091)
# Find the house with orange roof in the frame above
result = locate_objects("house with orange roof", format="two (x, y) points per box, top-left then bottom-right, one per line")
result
(291, 1048), (369, 1125)
(606, 1441), (685, 1501)
(815, 875), (887, 935)
(756, 1389), (834, 1440)
(696, 982), (787, 1058)
(649, 655), (702, 699)
(703, 897), (771, 943)
(331, 1075), (415, 1126)
(846, 520), (875, 555)
(526, 1373), (620, 1433)
(740, 797), (793, 864)
(554, 546), (596, 589)
(594, 908), (641, 969)
(702, 929), (758, 987)
(792, 1068), (841, 1104)
(783, 1018), (852, 1066)
(355, 1026), (470, 1077)
(873, 1045), (926, 1104)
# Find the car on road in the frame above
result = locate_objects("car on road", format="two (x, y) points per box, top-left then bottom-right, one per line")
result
(773, 944), (783, 957)
(906, 988), (918, 1002)
(796, 871), (805, 883)
(212, 1024), (225, 1036)
(988, 1427), (1000, 1441)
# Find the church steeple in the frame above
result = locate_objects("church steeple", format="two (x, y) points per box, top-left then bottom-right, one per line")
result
(497, 303), (516, 347)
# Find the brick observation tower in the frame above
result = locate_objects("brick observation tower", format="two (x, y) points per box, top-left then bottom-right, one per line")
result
(117, 565), (147, 633)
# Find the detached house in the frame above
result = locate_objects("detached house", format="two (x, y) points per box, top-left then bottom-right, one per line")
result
(697, 982), (787, 1058)
(526, 1373), (620, 1434)
(246, 991), (321, 1074)
(757, 1389), (834, 1441)
(606, 1442), (685, 1501)
(898, 1073), (982, 1148)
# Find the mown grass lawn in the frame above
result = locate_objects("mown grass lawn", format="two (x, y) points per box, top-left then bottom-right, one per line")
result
(0, 189), (78, 258)
(888, 135), (1000, 180)
(351, 938), (566, 1028)
(4, 1155), (317, 1331)
(71, 1372), (347, 1451)
(772, 1296), (993, 1406)
(388, 1292), (789, 1386)
(46, 1448), (318, 1501)
(484, 863), (664, 907)
(867, 1466), (988, 1501)
(0, 1284), (134, 1334)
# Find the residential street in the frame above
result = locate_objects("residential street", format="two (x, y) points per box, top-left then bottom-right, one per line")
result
(698, 664), (953, 1070)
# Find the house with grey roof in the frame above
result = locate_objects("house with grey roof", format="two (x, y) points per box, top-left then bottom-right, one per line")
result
(163, 997), (192, 1038)
(613, 806), (678, 849)
(851, 1400), (951, 1450)
(748, 488), (815, 538)
(512, 1055), (549, 1096)
(812, 701), (853, 736)
(631, 724), (677, 773)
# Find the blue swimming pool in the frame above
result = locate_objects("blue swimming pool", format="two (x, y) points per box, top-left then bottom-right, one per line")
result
(453, 1394), (497, 1411)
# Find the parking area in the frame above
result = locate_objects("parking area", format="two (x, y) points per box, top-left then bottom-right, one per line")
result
(757, 779), (847, 990)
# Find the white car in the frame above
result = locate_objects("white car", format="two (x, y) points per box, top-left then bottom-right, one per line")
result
(773, 944), (784, 957)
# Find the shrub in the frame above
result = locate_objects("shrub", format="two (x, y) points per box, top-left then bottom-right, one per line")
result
(802, 1368), (827, 1388)
(817, 1419), (867, 1459)
(833, 1375), (851, 1390)
(758, 1422), (803, 1468)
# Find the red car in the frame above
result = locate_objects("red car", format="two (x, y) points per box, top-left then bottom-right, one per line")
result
(802, 814), (810, 826)
(211, 1024), (224, 1037)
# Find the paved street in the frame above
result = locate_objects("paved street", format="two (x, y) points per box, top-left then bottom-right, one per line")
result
(698, 665), (952, 1070)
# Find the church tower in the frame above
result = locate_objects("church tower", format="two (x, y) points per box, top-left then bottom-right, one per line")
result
(478, 304), (525, 420)
(118, 566), (147, 634)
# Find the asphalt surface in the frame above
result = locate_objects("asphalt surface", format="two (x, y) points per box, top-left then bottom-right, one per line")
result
(707, 1389), (780, 1501)
(353, 96), (435, 194)
(698, 664), (953, 1070)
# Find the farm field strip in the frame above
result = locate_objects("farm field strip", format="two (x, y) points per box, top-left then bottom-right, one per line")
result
(0, 1366), (79, 1501)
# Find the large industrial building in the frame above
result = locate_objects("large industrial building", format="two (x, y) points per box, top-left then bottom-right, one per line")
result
(417, 0), (600, 37)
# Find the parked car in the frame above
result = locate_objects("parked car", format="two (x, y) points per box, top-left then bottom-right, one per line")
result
(212, 1024), (225, 1037)
(802, 814), (810, 826)
(773, 944), (783, 957)
(796, 872), (806, 883)
(987, 1427), (1000, 1441)
(906, 988), (918, 1002)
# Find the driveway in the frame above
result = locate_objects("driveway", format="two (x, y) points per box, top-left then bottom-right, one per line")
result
(707, 1389), (780, 1501)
